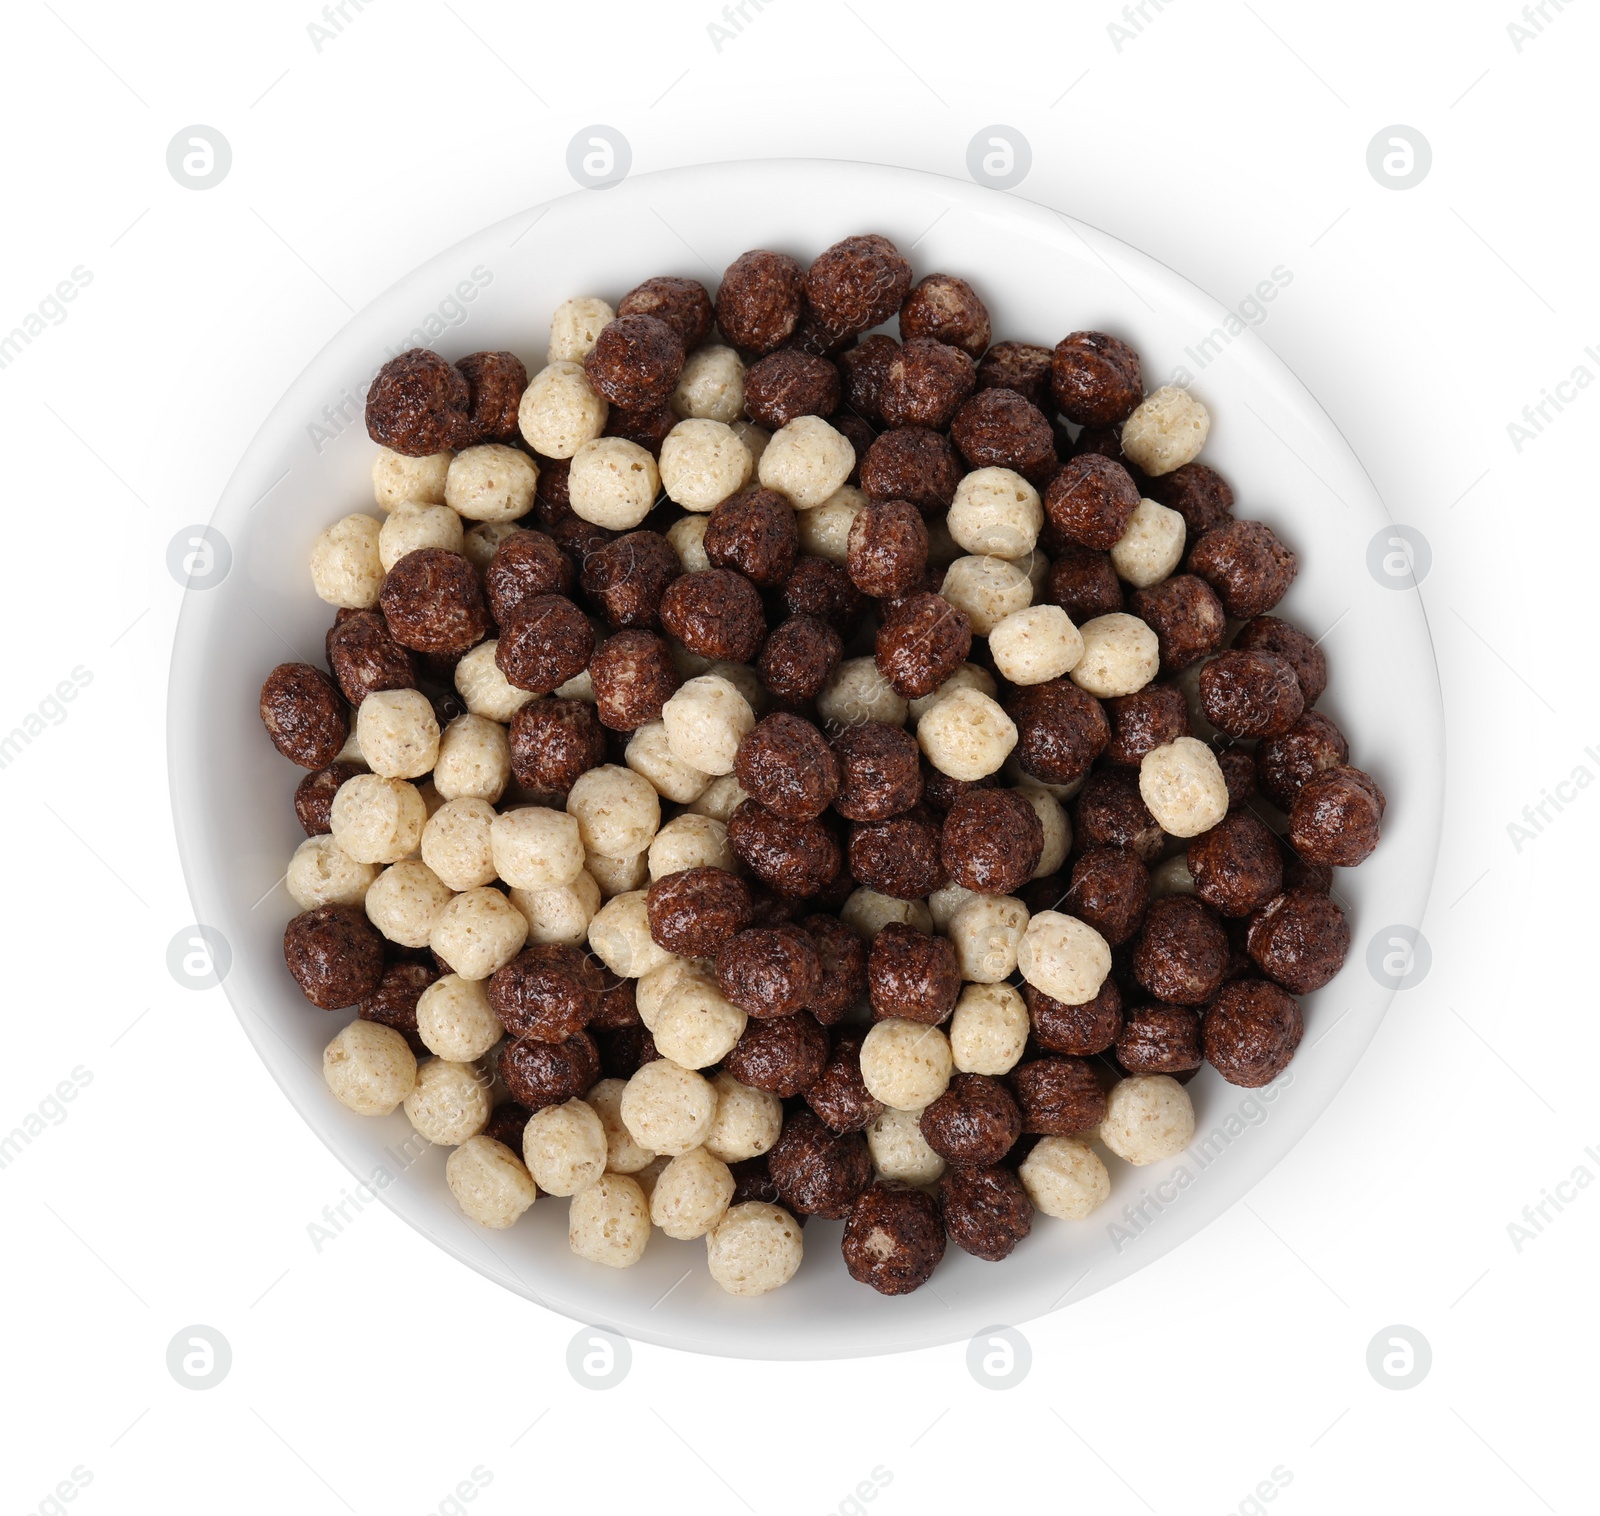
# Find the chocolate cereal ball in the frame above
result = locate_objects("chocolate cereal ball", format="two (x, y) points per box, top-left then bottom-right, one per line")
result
(1288, 765), (1384, 868)
(326, 610), (418, 708)
(1187, 810), (1284, 918)
(1011, 1056), (1107, 1135)
(604, 400), (677, 456)
(1132, 895), (1230, 1005)
(659, 569), (767, 661)
(842, 1181), (945, 1294)
(260, 663), (348, 769)
(880, 338), (975, 430)
(488, 944), (603, 1042)
(875, 592), (972, 699)
(499, 1030), (600, 1111)
(359, 960), (436, 1054)
(802, 913), (869, 1025)
(743, 349), (841, 430)
(804, 234), (912, 339)
(839, 333), (899, 424)
(716, 249), (806, 355)
(455, 350), (528, 444)
(757, 614), (843, 705)
(1007, 677), (1111, 786)
(1074, 767), (1164, 862)
(806, 1033), (881, 1133)
(1044, 453), (1142, 550)
(1233, 614), (1327, 706)
(781, 556), (868, 637)
(284, 903), (385, 1009)
(941, 789), (1044, 895)
(295, 762), (361, 836)
(1115, 1005), (1203, 1076)
(901, 273), (990, 358)
(919, 1073), (1022, 1166)
(1187, 519), (1299, 619)
(735, 712), (840, 821)
(647, 866), (753, 957)
(589, 630), (680, 731)
(1046, 545), (1126, 625)
(1129, 574), (1227, 672)
(1146, 462), (1234, 537)
(508, 698), (606, 793)
(1247, 889), (1350, 993)
(717, 925), (823, 1018)
(831, 721), (923, 822)
(728, 800), (842, 898)
(365, 348), (471, 455)
(1256, 711), (1350, 810)
(583, 313), (684, 411)
(768, 1110), (871, 1218)
(849, 809), (947, 900)
(1051, 331), (1143, 427)
(381, 549), (490, 657)
(704, 488), (798, 589)
(976, 341), (1054, 411)
(617, 275), (714, 350)
(847, 499), (929, 599)
(950, 388), (1058, 484)
(1104, 684), (1190, 767)
(579, 531), (681, 628)
(1203, 979), (1303, 1087)
(495, 593), (594, 694)
(859, 428), (963, 514)
(1200, 651), (1305, 739)
(868, 923), (961, 1024)
(1218, 747), (1258, 808)
(939, 1163), (1032, 1261)
(1064, 847), (1149, 946)
(1025, 978), (1123, 1056)
(724, 1010), (830, 1096)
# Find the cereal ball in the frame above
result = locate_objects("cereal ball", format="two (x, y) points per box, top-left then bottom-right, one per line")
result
(1044, 453), (1142, 551)
(647, 866), (752, 960)
(605, 396), (689, 452)
(804, 234), (912, 337)
(445, 1135), (536, 1228)
(940, 789), (1044, 896)
(838, 333), (897, 424)
(715, 926), (822, 1019)
(442, 444), (536, 525)
(1204, 979), (1304, 1087)
(860, 1018), (953, 1112)
(800, 914), (868, 1025)
(768, 1113), (872, 1223)
(660, 674), (755, 777)
(1020, 783), (1072, 878)
(1104, 685), (1189, 768)
(326, 611), (416, 709)
(1146, 460), (1234, 537)
(485, 807), (580, 893)
(877, 337), (974, 430)
(1007, 678), (1109, 787)
(1074, 767), (1164, 862)
(1042, 549), (1120, 632)
(260, 663), (347, 769)
(288, 834), (379, 910)
(1013, 1055), (1108, 1136)
(521, 1096), (608, 1195)
(416, 973), (503, 1061)
(646, 815), (731, 882)
(380, 548), (489, 657)
(451, 350), (525, 445)
(618, 1058), (717, 1156)
(865, 922), (958, 1024)
(566, 763), (662, 857)
(1200, 651), (1304, 739)
(568, 1172), (650, 1268)
(1234, 615), (1327, 707)
(1246, 888), (1349, 993)
(901, 271), (989, 356)
(563, 437), (657, 532)
(920, 1072), (1022, 1166)
(796, 484), (866, 566)
(1129, 573), (1227, 674)
(1120, 385), (1210, 477)
(366, 348), (471, 455)
(1069, 613), (1159, 699)
(548, 297), (615, 363)
(672, 344), (745, 424)
(948, 982), (1030, 1076)
(587, 1076), (655, 1173)
(938, 556), (1033, 639)
(949, 391), (1055, 485)
(865, 1107), (945, 1187)
(582, 311), (683, 411)
(511, 869), (601, 947)
(588, 890), (672, 981)
(1026, 978), (1123, 1056)
(705, 1201), (803, 1296)
(1140, 736), (1230, 838)
(499, 1029), (599, 1110)
(428, 714), (508, 804)
(403, 1057), (491, 1145)
(947, 469), (1042, 560)
(1051, 331), (1143, 426)
(843, 498), (925, 599)
(939, 1163), (1032, 1261)
(1132, 895), (1229, 1005)
(616, 274), (713, 349)
(622, 723), (709, 810)
(508, 699), (606, 797)
(517, 361), (608, 459)
(586, 847), (649, 900)
(1019, 1136), (1109, 1220)
(972, 338), (1050, 407)
(585, 632), (679, 735)
(1064, 846), (1149, 945)
(330, 774), (426, 865)
(483, 1100), (535, 1152)
(1116, 1004), (1203, 1075)
(1017, 910), (1111, 1007)
(356, 959), (435, 1060)
(847, 803), (945, 899)
(859, 427), (962, 514)
(429, 887), (528, 980)
(723, 1010), (830, 1097)
(782, 555), (869, 636)
(1100, 1075), (1194, 1164)
(917, 688), (1018, 782)
(1289, 765), (1384, 867)
(704, 1071), (783, 1163)
(1150, 853), (1195, 900)
(828, 722), (920, 823)
(659, 570), (766, 662)
(377, 500), (464, 573)
(801, 1033), (879, 1135)
(352, 689), (437, 782)
(580, 533), (681, 631)
(742, 348), (840, 431)
(372, 447), (452, 512)
(1187, 519), (1299, 619)
(716, 249), (806, 353)
(1188, 811), (1284, 918)
(727, 800), (841, 898)
(666, 513), (711, 574)
(1109, 498), (1187, 589)
(323, 1019), (416, 1115)
(363, 860), (452, 949)
(817, 655), (908, 733)
(484, 529), (573, 625)
(757, 415), (856, 510)
(700, 495), (794, 596)
(643, 1145), (732, 1241)
(1256, 711), (1349, 811)
(654, 420), (750, 514)
(841, 889), (934, 943)
(986, 605), (1082, 688)
(488, 943), (601, 1043)
(731, 712), (842, 821)
(449, 644), (529, 726)
(842, 1181), (945, 1295)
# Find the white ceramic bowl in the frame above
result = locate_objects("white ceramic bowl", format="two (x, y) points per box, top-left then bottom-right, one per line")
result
(168, 160), (1443, 1358)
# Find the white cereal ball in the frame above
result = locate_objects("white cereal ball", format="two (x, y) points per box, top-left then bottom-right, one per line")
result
(1071, 613), (1160, 698)
(568, 437), (659, 530)
(757, 414), (855, 510)
(651, 1145), (736, 1241)
(908, 662), (999, 721)
(416, 973), (503, 1061)
(941, 555), (1033, 636)
(817, 657), (908, 732)
(1101, 1075), (1196, 1164)
(417, 778), (447, 820)
(1020, 1136), (1111, 1218)
(687, 773), (750, 824)
(378, 500), (464, 570)
(1110, 498), (1187, 589)
(568, 1173), (651, 1269)
(948, 894), (1029, 983)
(323, 1020), (416, 1115)
(310, 513), (384, 608)
(859, 1019), (953, 1111)
(1120, 385), (1211, 477)
(330, 774), (427, 865)
(403, 1057), (492, 1145)
(567, 764), (662, 856)
(332, 723), (366, 770)
(841, 889), (934, 942)
(927, 883), (975, 932)
(925, 517), (962, 568)
(420, 797), (497, 891)
(705, 1202), (803, 1297)
(626, 720), (713, 805)
(704, 1072), (783, 1163)
(510, 870), (600, 946)
(709, 657), (767, 716)
(288, 835), (379, 910)
(731, 420), (770, 470)
(797, 485), (867, 564)
(444, 444), (538, 524)
(916, 688), (1017, 782)
(355, 689), (440, 781)
(518, 361), (608, 459)
(461, 521), (525, 574)
(1018, 910), (1112, 1006)
(949, 982), (1030, 1076)
(490, 806), (584, 891)
(1150, 853), (1197, 897)
(446, 1136), (537, 1228)
(556, 669), (595, 703)
(1004, 755), (1083, 802)
(658, 419), (753, 511)
(454, 641), (534, 722)
(636, 957), (714, 1032)
(632, 1154), (672, 1201)
(661, 675), (754, 776)
(431, 714), (511, 803)
(667, 513), (711, 572)
(1020, 783), (1071, 877)
(988, 605), (1085, 686)
(428, 887), (527, 980)
(1140, 736), (1229, 838)
(588, 889), (672, 979)
(522, 1098), (608, 1196)
(619, 1059), (717, 1156)
(1009, 547), (1052, 599)
(548, 296), (615, 363)
(586, 848), (649, 899)
(372, 447), (452, 512)
(364, 860), (453, 948)
(648, 814), (733, 879)
(587, 1078), (656, 1173)
(866, 1106), (946, 1186)
(653, 977), (747, 1070)
(672, 343), (745, 422)
(948, 467), (1043, 556)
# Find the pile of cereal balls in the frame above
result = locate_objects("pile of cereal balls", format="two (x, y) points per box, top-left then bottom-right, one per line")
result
(262, 233), (1379, 1299)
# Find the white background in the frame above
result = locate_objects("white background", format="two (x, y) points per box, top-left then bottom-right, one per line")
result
(1, 1), (1595, 1512)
